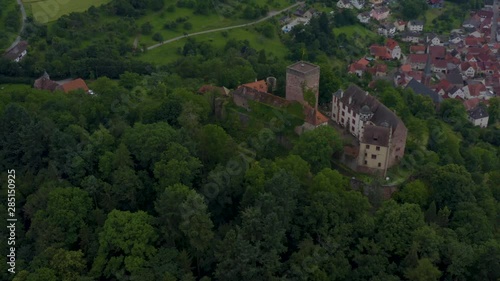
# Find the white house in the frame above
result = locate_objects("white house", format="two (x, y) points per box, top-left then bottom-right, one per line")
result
(281, 17), (310, 33)
(449, 33), (462, 44)
(407, 20), (424, 32)
(358, 12), (371, 23)
(3, 41), (28, 63)
(468, 106), (489, 128)
(337, 0), (353, 8)
(351, 0), (365, 9)
(378, 23), (396, 37)
(401, 32), (421, 43)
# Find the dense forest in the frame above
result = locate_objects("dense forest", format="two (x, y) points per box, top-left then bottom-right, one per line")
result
(0, 71), (499, 281)
(1, 0), (499, 280)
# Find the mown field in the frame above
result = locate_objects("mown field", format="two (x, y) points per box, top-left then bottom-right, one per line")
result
(23, 0), (111, 23)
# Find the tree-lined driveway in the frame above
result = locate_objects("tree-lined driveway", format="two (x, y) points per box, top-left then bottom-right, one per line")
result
(147, 2), (304, 50)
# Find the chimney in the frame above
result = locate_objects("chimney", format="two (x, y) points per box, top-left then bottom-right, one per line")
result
(340, 90), (344, 98)
(349, 96), (352, 104)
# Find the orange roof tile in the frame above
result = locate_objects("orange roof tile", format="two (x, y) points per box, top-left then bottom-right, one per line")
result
(240, 80), (268, 93)
(57, 78), (89, 93)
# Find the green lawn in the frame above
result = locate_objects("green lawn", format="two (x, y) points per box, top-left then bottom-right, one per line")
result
(422, 1), (461, 33)
(139, 25), (288, 65)
(135, 0), (293, 47)
(23, 0), (111, 23)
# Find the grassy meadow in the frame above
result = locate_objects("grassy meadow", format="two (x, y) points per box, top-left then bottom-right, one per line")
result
(23, 0), (111, 23)
(139, 22), (289, 65)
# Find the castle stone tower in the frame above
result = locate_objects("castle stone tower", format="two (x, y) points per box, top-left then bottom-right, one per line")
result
(286, 61), (320, 110)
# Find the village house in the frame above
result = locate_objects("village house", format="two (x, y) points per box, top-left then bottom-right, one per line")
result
(394, 20), (406, 32)
(370, 7), (390, 21)
(337, 0), (352, 9)
(449, 33), (463, 44)
(407, 20), (424, 32)
(357, 12), (371, 23)
(33, 71), (59, 92)
(401, 32), (421, 43)
(408, 54), (428, 70)
(331, 84), (407, 174)
(56, 78), (94, 95)
(463, 83), (488, 99)
(463, 16), (481, 29)
(33, 72), (94, 95)
(369, 0), (383, 4)
(378, 23), (396, 37)
(468, 105), (489, 128)
(460, 62), (477, 77)
(351, 0), (365, 9)
(348, 57), (370, 77)
(3, 41), (28, 62)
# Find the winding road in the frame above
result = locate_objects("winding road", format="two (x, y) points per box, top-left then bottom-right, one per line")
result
(147, 1), (304, 50)
(6, 0), (27, 51)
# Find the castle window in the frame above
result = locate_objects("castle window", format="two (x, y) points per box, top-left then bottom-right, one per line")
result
(364, 160), (367, 165)
(342, 111), (345, 116)
(341, 118), (344, 123)
(376, 146), (380, 151)
(366, 144), (370, 149)
(378, 163), (382, 167)
(396, 147), (400, 151)
(365, 153), (367, 157)
(351, 126), (355, 131)
(333, 113), (336, 118)
(371, 154), (377, 159)
(352, 119), (355, 124)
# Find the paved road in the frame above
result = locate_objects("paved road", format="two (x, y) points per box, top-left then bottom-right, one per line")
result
(147, 2), (304, 50)
(491, 0), (499, 43)
(6, 0), (27, 51)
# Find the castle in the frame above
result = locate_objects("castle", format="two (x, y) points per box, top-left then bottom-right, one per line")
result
(332, 85), (407, 174)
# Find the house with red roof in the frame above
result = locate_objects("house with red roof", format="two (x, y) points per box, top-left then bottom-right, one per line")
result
(463, 83), (487, 99)
(409, 54), (428, 70)
(410, 45), (426, 54)
(349, 58), (370, 77)
(56, 79), (91, 94)
(460, 62), (477, 77)
(385, 39), (401, 59)
(369, 45), (392, 60)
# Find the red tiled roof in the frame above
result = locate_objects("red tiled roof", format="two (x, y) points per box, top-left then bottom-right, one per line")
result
(430, 46), (446, 58)
(57, 78), (89, 93)
(240, 80), (268, 93)
(386, 39), (399, 50)
(370, 45), (392, 59)
(409, 54), (428, 64)
(400, 64), (412, 72)
(463, 98), (481, 110)
(468, 83), (486, 96)
(304, 105), (328, 126)
(357, 58), (370, 66)
(410, 45), (426, 53)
